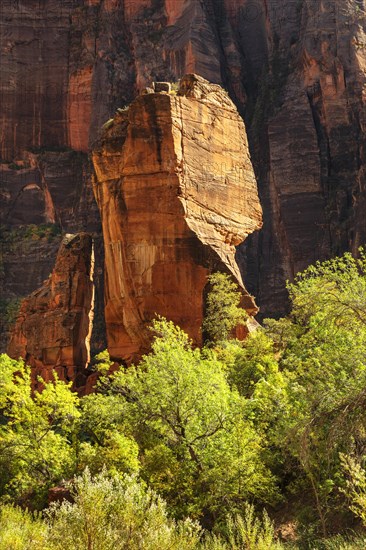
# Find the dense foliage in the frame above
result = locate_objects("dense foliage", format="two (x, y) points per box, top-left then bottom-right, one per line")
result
(2, 250), (366, 547)
(203, 272), (247, 343)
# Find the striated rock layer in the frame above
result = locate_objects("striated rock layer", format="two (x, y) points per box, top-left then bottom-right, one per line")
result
(7, 233), (95, 391)
(92, 75), (262, 362)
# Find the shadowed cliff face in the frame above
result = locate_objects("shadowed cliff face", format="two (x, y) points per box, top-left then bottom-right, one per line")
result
(92, 75), (262, 362)
(233, 0), (366, 316)
(7, 233), (95, 392)
(1, 0), (365, 337)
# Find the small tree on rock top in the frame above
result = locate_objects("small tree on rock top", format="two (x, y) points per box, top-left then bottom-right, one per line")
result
(203, 272), (247, 344)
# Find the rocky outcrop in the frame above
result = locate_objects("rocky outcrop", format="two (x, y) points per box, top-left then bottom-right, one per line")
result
(92, 75), (262, 362)
(0, 151), (99, 230)
(7, 233), (95, 391)
(0, 150), (103, 355)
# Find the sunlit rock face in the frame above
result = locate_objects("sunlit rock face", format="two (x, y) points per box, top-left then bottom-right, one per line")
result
(7, 233), (95, 392)
(92, 75), (262, 362)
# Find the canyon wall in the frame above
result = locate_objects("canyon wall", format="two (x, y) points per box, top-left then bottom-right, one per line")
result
(232, 0), (366, 315)
(1, 0), (365, 353)
(92, 75), (262, 362)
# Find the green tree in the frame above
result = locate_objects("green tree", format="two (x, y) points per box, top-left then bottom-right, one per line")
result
(91, 349), (113, 375)
(203, 273), (247, 344)
(287, 249), (366, 328)
(0, 355), (80, 506)
(103, 318), (277, 520)
(77, 393), (140, 476)
(226, 330), (279, 398)
(262, 249), (366, 536)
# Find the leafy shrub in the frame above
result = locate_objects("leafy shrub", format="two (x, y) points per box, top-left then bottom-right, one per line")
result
(203, 273), (247, 344)
(46, 469), (201, 550)
(203, 504), (282, 549)
(0, 505), (49, 550)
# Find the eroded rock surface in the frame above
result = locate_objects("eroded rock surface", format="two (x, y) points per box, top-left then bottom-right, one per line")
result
(7, 234), (95, 391)
(92, 75), (262, 362)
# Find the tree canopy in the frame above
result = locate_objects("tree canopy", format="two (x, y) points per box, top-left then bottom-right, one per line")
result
(2, 251), (366, 546)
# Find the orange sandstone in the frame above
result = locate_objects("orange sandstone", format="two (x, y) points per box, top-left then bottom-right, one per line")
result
(92, 75), (262, 362)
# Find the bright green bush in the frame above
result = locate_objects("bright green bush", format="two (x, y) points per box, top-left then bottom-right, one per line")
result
(46, 469), (201, 550)
(203, 272), (247, 343)
(0, 505), (49, 550)
(0, 355), (80, 506)
(202, 504), (282, 549)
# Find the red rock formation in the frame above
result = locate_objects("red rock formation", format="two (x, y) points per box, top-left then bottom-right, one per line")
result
(7, 233), (95, 391)
(0, 0), (240, 160)
(1, 0), (365, 341)
(92, 75), (262, 362)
